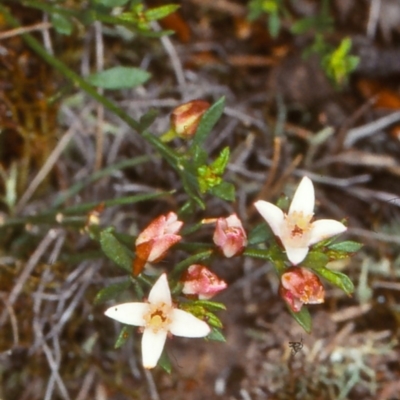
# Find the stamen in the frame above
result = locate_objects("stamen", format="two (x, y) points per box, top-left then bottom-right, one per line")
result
(143, 302), (172, 333)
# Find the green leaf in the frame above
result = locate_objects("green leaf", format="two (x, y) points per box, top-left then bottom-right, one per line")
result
(87, 66), (151, 89)
(191, 145), (208, 168)
(204, 312), (224, 329)
(114, 326), (133, 349)
(51, 12), (73, 35)
(209, 181), (235, 201)
(248, 223), (272, 245)
(211, 147), (230, 174)
(268, 11), (280, 38)
(94, 0), (130, 7)
(145, 5), (180, 21)
(158, 350), (172, 373)
(207, 327), (226, 342)
(94, 280), (131, 304)
(288, 306), (312, 333)
(328, 241), (363, 253)
(191, 300), (227, 311)
(313, 267), (354, 295)
(192, 97), (225, 147)
(302, 250), (329, 269)
(100, 229), (133, 273)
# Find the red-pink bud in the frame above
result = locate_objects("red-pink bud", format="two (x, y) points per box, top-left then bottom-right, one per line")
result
(213, 214), (247, 258)
(181, 264), (227, 300)
(170, 100), (210, 138)
(279, 267), (325, 312)
(133, 212), (183, 275)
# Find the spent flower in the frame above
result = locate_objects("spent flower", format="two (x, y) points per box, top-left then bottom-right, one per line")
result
(254, 176), (347, 265)
(105, 273), (210, 369)
(213, 214), (247, 258)
(181, 264), (227, 299)
(280, 267), (325, 312)
(133, 212), (183, 275)
(170, 99), (210, 138)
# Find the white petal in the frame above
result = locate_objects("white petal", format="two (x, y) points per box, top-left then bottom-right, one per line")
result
(254, 200), (285, 237)
(148, 273), (172, 306)
(169, 309), (210, 337)
(309, 219), (347, 245)
(284, 246), (310, 265)
(104, 303), (148, 326)
(289, 176), (314, 215)
(142, 328), (168, 369)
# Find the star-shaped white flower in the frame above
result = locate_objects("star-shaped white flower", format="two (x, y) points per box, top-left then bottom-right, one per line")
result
(254, 176), (347, 265)
(104, 273), (210, 369)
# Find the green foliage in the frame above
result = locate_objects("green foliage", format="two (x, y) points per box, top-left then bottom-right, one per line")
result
(158, 350), (172, 373)
(51, 12), (74, 35)
(197, 147), (231, 195)
(247, 0), (359, 85)
(192, 96), (225, 147)
(207, 327), (226, 342)
(248, 0), (285, 37)
(114, 326), (133, 348)
(247, 223), (273, 245)
(87, 66), (151, 90)
(321, 38), (359, 85)
(100, 229), (133, 272)
(288, 306), (312, 333)
(94, 0), (131, 7)
(328, 241), (363, 253)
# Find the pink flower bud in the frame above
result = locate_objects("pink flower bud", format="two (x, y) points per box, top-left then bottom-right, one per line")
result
(279, 267), (325, 312)
(181, 265), (227, 300)
(133, 212), (183, 276)
(170, 100), (210, 138)
(213, 214), (247, 258)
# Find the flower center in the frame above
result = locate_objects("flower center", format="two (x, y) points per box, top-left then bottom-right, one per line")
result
(143, 302), (173, 333)
(282, 211), (313, 247)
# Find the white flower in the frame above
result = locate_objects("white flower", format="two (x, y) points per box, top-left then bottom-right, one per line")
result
(254, 176), (347, 265)
(104, 273), (210, 369)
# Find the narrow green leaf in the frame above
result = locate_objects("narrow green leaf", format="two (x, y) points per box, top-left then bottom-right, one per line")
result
(94, 280), (131, 304)
(211, 147), (230, 174)
(248, 223), (272, 245)
(268, 12), (280, 38)
(191, 300), (227, 311)
(95, 0), (130, 7)
(328, 241), (363, 253)
(87, 66), (151, 89)
(145, 5), (180, 21)
(158, 350), (172, 373)
(313, 267), (354, 295)
(51, 12), (73, 35)
(288, 306), (312, 333)
(209, 181), (235, 201)
(205, 312), (223, 329)
(192, 97), (225, 147)
(114, 326), (133, 349)
(100, 230), (133, 273)
(302, 250), (329, 269)
(207, 327), (226, 342)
